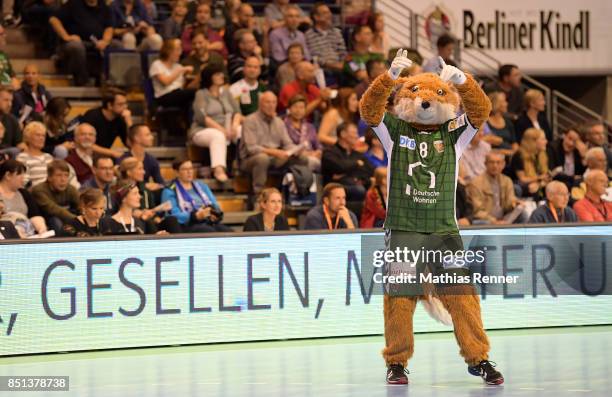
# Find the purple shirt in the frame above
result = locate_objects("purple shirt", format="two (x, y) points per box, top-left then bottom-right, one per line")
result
(269, 27), (311, 63)
(284, 116), (320, 151)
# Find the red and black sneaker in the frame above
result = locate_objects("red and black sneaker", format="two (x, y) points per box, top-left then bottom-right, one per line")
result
(468, 360), (504, 385)
(386, 364), (409, 384)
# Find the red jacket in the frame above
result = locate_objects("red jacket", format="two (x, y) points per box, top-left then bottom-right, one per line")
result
(360, 187), (386, 228)
(573, 197), (612, 222)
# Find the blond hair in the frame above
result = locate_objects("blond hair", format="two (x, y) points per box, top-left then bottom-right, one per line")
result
(22, 121), (46, 144)
(524, 89), (544, 109)
(257, 187), (282, 204)
(119, 157), (142, 180)
(519, 128), (548, 177)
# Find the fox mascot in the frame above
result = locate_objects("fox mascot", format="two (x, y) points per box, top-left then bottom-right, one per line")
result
(359, 50), (504, 385)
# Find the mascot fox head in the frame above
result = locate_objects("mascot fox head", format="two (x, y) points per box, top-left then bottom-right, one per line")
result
(393, 73), (460, 127)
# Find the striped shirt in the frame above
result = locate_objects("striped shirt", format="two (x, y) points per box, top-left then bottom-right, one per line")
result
(305, 26), (347, 65)
(16, 151), (53, 188)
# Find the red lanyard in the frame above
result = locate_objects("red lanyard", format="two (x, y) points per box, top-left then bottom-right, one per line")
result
(323, 205), (340, 230)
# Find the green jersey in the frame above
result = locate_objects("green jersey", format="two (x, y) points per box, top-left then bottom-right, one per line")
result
(373, 112), (478, 234)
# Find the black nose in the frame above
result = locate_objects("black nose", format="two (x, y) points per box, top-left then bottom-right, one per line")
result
(421, 101), (430, 109)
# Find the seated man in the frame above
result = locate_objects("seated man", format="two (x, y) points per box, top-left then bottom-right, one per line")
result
(305, 3), (347, 84)
(49, 0), (114, 86)
(228, 29), (263, 84)
(304, 182), (357, 230)
(467, 152), (524, 224)
(342, 25), (384, 87)
(110, 0), (163, 51)
(0, 86), (22, 158)
(239, 91), (308, 196)
(65, 123), (96, 184)
(81, 154), (116, 214)
(31, 160), (80, 232)
(269, 5), (311, 65)
(573, 169), (612, 222)
(11, 64), (52, 125)
(460, 129), (491, 184)
(580, 120), (612, 174)
(118, 124), (165, 190)
(229, 56), (267, 116)
(422, 34), (456, 73)
(278, 61), (330, 116)
(321, 122), (374, 202)
(529, 181), (577, 223)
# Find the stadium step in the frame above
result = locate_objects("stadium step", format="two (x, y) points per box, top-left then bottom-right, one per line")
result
(12, 58), (56, 75)
(48, 86), (103, 99)
(223, 210), (257, 226)
(217, 194), (249, 213)
(4, 43), (37, 59)
(5, 28), (28, 45)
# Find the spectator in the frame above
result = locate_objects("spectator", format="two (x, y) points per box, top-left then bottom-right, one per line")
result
(547, 128), (587, 187)
(580, 120), (612, 169)
(283, 95), (321, 171)
(111, 0), (163, 51)
(81, 154), (116, 214)
(160, 0), (187, 40)
(422, 34), (455, 73)
(149, 39), (196, 112)
(367, 12), (390, 56)
(322, 122), (374, 202)
(363, 130), (387, 168)
(529, 181), (577, 224)
(65, 123), (96, 184)
(0, 199), (20, 239)
(456, 182), (474, 226)
(43, 97), (76, 159)
(0, 25), (19, 89)
(305, 4), (347, 81)
(484, 64), (524, 120)
(355, 59), (386, 99)
(118, 124), (165, 189)
(61, 187), (107, 237)
(360, 166), (386, 228)
(11, 64), (52, 126)
(161, 159), (232, 233)
(190, 64), (242, 183)
(304, 182), (357, 230)
(49, 0), (114, 86)
(0, 159), (48, 236)
(278, 61), (331, 115)
(118, 157), (181, 233)
(0, 122), (11, 162)
(0, 87), (22, 157)
(239, 91), (308, 195)
(243, 187), (290, 232)
(342, 26), (385, 87)
(141, 0), (156, 20)
(573, 170), (612, 222)
(460, 129), (491, 184)
(515, 89), (553, 142)
(265, 0), (310, 30)
(468, 152), (522, 225)
(224, 3), (263, 55)
(318, 88), (359, 146)
(275, 42), (305, 89)
(106, 180), (167, 234)
(229, 56), (267, 116)
(583, 147), (608, 176)
(31, 160), (80, 233)
(16, 121), (54, 187)
(182, 29), (226, 90)
(2, 0), (19, 26)
(20, 0), (61, 57)
(228, 29), (263, 84)
(510, 128), (550, 199)
(269, 5), (311, 65)
(81, 88), (132, 159)
(180, 3), (226, 57)
(482, 91), (518, 156)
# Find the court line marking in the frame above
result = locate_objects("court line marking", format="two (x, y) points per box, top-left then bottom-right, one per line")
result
(152, 383), (174, 386)
(431, 385), (448, 388)
(335, 383), (360, 386)
(197, 382), (221, 385)
(519, 387), (544, 391)
(288, 383), (312, 385)
(567, 390), (592, 392)
(244, 382), (267, 385)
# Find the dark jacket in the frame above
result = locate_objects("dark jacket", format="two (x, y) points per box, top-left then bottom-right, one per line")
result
(321, 142), (375, 187)
(11, 81), (52, 123)
(515, 111), (552, 142)
(243, 213), (289, 232)
(547, 138), (585, 182)
(528, 204), (577, 224)
(0, 220), (20, 239)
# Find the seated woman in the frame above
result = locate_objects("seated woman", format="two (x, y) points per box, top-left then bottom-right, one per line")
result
(283, 95), (321, 171)
(106, 180), (168, 235)
(0, 159), (48, 237)
(515, 89), (553, 142)
(161, 159), (232, 233)
(243, 187), (289, 232)
(360, 167), (387, 228)
(510, 128), (551, 199)
(43, 97), (76, 159)
(62, 188), (107, 237)
(119, 157), (182, 233)
(149, 38), (196, 110)
(16, 121), (54, 188)
(190, 63), (242, 182)
(483, 91), (518, 157)
(318, 88), (360, 147)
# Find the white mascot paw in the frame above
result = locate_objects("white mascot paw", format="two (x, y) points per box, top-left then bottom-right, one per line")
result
(388, 48), (413, 80)
(437, 56), (467, 85)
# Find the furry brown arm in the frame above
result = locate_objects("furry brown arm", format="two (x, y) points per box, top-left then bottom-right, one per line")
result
(359, 72), (395, 126)
(455, 74), (491, 130)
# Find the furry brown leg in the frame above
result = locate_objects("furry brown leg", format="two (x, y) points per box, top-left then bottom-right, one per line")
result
(382, 294), (418, 366)
(436, 284), (490, 366)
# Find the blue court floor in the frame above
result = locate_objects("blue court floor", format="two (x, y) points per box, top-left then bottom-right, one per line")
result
(0, 325), (610, 396)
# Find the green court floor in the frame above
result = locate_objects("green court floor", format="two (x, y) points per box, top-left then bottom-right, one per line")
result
(0, 325), (610, 396)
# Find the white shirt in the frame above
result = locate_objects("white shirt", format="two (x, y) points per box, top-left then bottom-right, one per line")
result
(149, 60), (185, 98)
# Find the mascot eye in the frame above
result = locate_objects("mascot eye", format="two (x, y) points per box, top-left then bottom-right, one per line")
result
(437, 89), (446, 96)
(411, 85), (419, 92)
